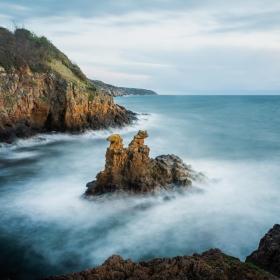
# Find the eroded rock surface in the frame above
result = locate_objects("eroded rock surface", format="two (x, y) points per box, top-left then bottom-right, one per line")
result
(0, 67), (135, 143)
(86, 130), (201, 195)
(44, 249), (278, 280)
(246, 224), (280, 277)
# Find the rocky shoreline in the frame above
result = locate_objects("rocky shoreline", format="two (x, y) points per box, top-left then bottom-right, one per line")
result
(0, 67), (136, 143)
(85, 130), (202, 196)
(44, 224), (280, 280)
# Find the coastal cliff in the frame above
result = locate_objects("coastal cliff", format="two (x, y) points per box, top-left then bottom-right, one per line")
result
(0, 66), (134, 142)
(86, 130), (201, 195)
(0, 27), (135, 142)
(45, 225), (280, 280)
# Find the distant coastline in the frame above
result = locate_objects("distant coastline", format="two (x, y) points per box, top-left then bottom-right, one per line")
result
(92, 80), (157, 97)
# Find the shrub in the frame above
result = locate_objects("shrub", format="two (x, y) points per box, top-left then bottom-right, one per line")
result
(0, 27), (87, 82)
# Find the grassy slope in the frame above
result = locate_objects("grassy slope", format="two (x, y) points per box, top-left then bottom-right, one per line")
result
(0, 27), (96, 91)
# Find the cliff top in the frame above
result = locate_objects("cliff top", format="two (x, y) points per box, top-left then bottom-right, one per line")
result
(0, 27), (91, 87)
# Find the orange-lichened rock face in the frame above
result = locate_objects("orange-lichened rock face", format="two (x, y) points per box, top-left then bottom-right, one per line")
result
(86, 130), (202, 195)
(0, 68), (135, 142)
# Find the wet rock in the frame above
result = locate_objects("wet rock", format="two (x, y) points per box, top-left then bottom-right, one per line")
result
(246, 224), (280, 277)
(44, 249), (278, 280)
(86, 130), (202, 196)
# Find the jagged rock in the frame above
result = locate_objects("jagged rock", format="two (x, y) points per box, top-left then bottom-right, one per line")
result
(44, 249), (278, 280)
(86, 130), (201, 195)
(246, 224), (280, 277)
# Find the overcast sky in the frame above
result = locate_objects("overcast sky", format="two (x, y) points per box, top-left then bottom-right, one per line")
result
(1, 0), (280, 94)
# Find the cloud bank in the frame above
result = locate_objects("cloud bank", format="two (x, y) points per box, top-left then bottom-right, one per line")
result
(1, 0), (280, 93)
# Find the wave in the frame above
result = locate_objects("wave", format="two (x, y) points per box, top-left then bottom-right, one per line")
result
(1, 96), (280, 279)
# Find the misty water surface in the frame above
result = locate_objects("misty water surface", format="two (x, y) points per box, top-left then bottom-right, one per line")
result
(0, 95), (280, 280)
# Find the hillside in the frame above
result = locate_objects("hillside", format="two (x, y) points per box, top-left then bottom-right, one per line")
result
(92, 80), (157, 97)
(0, 27), (88, 82)
(0, 27), (135, 143)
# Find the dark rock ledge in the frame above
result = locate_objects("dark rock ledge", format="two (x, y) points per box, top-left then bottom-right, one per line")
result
(85, 130), (203, 196)
(246, 224), (280, 277)
(44, 225), (280, 280)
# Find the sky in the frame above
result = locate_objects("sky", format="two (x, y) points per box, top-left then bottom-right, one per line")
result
(1, 0), (280, 94)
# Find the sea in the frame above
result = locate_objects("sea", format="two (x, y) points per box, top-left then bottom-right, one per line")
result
(0, 95), (279, 279)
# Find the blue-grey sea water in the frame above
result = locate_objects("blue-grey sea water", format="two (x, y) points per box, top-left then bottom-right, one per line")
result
(0, 95), (280, 279)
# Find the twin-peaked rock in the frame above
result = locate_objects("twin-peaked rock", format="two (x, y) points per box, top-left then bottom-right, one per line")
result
(86, 130), (200, 195)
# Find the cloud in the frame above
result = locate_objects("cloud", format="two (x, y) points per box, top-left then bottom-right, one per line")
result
(0, 0), (280, 92)
(211, 10), (280, 33)
(0, 2), (29, 12)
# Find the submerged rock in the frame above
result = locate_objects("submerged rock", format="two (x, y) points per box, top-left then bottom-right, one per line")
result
(246, 224), (280, 277)
(86, 130), (202, 196)
(44, 249), (278, 280)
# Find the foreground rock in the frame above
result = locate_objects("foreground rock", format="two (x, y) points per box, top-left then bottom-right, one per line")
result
(0, 27), (135, 143)
(246, 224), (280, 277)
(44, 249), (278, 280)
(86, 130), (200, 195)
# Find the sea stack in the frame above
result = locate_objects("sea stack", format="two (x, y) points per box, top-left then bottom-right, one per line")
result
(85, 130), (200, 196)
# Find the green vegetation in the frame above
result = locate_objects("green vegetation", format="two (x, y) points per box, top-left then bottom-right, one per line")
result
(39, 95), (49, 103)
(0, 27), (87, 82)
(48, 59), (83, 84)
(3, 93), (17, 110)
(88, 92), (95, 102)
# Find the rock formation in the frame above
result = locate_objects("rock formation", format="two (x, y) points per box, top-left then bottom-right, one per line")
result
(0, 67), (135, 143)
(86, 130), (201, 195)
(246, 224), (280, 277)
(0, 27), (135, 143)
(44, 249), (278, 280)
